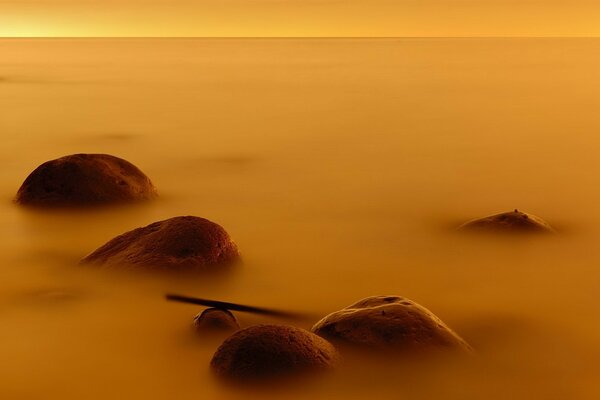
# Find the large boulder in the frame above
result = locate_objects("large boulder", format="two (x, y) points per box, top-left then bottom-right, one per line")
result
(312, 296), (471, 353)
(193, 308), (240, 334)
(81, 216), (240, 272)
(16, 153), (157, 207)
(458, 209), (554, 234)
(210, 324), (339, 382)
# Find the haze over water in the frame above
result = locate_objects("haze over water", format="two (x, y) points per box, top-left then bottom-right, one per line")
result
(1, 38), (600, 399)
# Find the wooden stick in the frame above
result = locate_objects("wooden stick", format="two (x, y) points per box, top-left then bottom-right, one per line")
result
(165, 293), (311, 320)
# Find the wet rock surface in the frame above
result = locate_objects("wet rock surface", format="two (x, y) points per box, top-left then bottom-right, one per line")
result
(81, 216), (240, 272)
(16, 153), (157, 207)
(210, 324), (339, 382)
(312, 295), (471, 353)
(458, 209), (555, 234)
(193, 308), (240, 334)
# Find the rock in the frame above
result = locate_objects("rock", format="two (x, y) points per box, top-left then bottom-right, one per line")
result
(210, 324), (339, 382)
(15, 153), (157, 207)
(193, 308), (240, 334)
(81, 216), (240, 272)
(312, 295), (471, 353)
(458, 209), (555, 234)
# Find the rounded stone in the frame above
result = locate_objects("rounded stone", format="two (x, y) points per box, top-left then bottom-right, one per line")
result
(458, 209), (555, 234)
(311, 295), (471, 353)
(210, 324), (339, 382)
(15, 153), (157, 207)
(81, 216), (240, 272)
(193, 308), (240, 333)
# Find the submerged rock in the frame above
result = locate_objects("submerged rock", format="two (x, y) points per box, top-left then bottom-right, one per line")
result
(312, 295), (471, 353)
(193, 308), (240, 334)
(81, 216), (240, 272)
(16, 153), (157, 207)
(211, 324), (339, 382)
(458, 209), (554, 234)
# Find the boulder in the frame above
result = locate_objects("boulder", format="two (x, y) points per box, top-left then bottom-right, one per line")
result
(458, 209), (554, 234)
(312, 295), (471, 353)
(193, 308), (240, 334)
(210, 324), (339, 382)
(81, 216), (240, 272)
(16, 153), (157, 207)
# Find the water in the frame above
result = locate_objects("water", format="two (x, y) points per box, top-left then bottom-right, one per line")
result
(1, 38), (600, 399)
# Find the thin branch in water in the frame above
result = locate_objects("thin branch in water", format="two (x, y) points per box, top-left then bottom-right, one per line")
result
(165, 293), (313, 321)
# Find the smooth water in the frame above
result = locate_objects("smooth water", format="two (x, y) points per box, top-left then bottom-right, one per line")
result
(1, 38), (600, 399)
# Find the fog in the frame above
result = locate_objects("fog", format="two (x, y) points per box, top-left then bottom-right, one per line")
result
(1, 38), (599, 399)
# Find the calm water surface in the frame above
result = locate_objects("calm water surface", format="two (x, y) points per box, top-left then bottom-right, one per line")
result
(1, 38), (600, 399)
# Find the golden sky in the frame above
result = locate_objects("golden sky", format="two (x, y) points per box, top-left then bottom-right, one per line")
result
(0, 0), (599, 37)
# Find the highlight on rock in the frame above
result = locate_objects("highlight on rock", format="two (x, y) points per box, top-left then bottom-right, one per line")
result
(312, 295), (472, 354)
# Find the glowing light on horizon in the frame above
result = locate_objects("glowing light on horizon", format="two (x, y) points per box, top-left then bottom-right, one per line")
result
(0, 1), (599, 37)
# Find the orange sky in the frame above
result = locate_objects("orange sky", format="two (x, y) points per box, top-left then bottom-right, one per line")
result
(0, 0), (599, 37)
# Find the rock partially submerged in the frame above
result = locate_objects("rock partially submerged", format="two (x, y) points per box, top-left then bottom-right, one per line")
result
(312, 295), (471, 353)
(81, 216), (240, 272)
(458, 209), (555, 234)
(193, 308), (240, 334)
(16, 153), (157, 207)
(211, 324), (339, 382)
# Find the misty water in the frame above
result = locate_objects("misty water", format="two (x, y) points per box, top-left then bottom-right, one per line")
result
(1, 38), (600, 399)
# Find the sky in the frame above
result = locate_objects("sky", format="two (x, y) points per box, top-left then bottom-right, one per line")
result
(0, 0), (599, 37)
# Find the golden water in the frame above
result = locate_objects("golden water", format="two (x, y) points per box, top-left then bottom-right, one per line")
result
(1, 38), (600, 399)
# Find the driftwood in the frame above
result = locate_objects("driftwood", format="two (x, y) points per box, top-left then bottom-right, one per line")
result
(165, 293), (311, 320)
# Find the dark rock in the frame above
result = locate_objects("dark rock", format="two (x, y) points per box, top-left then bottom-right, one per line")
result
(210, 324), (339, 382)
(81, 216), (240, 272)
(312, 295), (471, 353)
(16, 153), (157, 207)
(458, 209), (554, 234)
(193, 308), (240, 333)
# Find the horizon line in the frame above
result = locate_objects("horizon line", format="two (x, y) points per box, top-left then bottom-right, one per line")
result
(2, 35), (600, 40)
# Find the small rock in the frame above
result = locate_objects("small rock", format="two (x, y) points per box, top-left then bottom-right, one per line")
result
(210, 324), (339, 382)
(312, 295), (471, 353)
(81, 216), (240, 272)
(193, 308), (240, 333)
(458, 209), (555, 234)
(16, 153), (157, 207)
